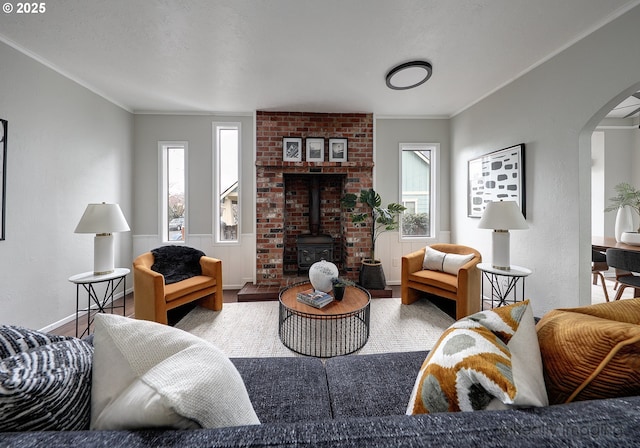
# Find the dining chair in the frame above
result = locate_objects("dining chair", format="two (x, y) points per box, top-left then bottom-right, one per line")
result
(605, 248), (640, 301)
(592, 249), (610, 302)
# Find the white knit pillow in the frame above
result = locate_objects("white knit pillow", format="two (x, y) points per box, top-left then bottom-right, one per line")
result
(423, 247), (474, 274)
(91, 314), (260, 430)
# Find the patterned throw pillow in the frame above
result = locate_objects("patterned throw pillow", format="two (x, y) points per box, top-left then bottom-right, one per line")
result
(536, 298), (640, 404)
(0, 326), (93, 431)
(407, 300), (548, 414)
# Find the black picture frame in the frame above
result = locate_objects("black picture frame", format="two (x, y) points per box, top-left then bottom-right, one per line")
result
(0, 119), (6, 240)
(467, 143), (526, 218)
(306, 137), (325, 162)
(329, 138), (348, 162)
(283, 137), (302, 162)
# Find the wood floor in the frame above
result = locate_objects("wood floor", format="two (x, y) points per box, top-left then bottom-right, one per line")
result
(48, 289), (242, 338)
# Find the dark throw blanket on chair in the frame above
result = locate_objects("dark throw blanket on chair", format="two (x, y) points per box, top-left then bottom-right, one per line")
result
(151, 246), (205, 285)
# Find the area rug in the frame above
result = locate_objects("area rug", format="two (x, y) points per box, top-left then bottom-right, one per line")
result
(175, 298), (454, 357)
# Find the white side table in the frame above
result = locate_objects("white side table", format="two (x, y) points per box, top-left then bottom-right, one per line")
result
(69, 268), (130, 337)
(477, 263), (532, 310)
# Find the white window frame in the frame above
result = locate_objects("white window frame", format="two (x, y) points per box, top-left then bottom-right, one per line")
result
(399, 142), (439, 241)
(159, 141), (188, 244)
(213, 122), (242, 245)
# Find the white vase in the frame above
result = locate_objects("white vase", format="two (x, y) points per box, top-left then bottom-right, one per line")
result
(615, 206), (634, 242)
(308, 260), (339, 293)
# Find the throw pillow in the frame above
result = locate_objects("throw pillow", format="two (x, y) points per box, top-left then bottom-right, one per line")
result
(0, 326), (93, 431)
(536, 298), (640, 404)
(91, 314), (260, 430)
(407, 300), (548, 414)
(423, 247), (475, 275)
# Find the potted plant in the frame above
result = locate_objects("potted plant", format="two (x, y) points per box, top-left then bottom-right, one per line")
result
(605, 182), (640, 244)
(341, 189), (406, 289)
(331, 277), (356, 300)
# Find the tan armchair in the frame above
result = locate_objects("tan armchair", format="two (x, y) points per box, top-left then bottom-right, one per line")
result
(401, 243), (481, 320)
(133, 251), (223, 324)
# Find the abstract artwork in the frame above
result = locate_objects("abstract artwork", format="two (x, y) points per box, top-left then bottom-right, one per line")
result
(468, 144), (525, 218)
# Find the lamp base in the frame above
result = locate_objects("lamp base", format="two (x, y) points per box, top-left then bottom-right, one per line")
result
(94, 233), (115, 275)
(492, 230), (511, 271)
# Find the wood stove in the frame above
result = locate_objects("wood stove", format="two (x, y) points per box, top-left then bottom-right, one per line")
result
(297, 176), (333, 271)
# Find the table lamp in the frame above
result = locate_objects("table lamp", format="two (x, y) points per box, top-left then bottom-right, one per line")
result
(477, 200), (528, 270)
(75, 203), (130, 275)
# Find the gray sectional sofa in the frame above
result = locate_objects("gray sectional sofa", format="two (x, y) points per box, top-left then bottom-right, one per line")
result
(2, 350), (640, 447)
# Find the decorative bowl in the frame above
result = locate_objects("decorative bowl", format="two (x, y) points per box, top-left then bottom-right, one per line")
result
(621, 232), (640, 246)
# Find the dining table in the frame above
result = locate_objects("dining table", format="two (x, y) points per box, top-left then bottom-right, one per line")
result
(592, 236), (640, 253)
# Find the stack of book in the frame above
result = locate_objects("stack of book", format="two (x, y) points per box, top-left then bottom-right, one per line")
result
(296, 288), (334, 309)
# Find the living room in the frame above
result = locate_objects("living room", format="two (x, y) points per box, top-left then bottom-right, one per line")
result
(0, 1), (639, 332)
(3, 1), (640, 445)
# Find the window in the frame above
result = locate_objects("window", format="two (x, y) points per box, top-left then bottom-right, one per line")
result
(400, 143), (438, 239)
(159, 142), (187, 243)
(214, 123), (240, 243)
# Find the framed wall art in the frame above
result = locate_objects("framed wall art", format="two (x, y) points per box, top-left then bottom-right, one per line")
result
(329, 138), (347, 162)
(306, 137), (324, 162)
(283, 137), (302, 162)
(467, 143), (525, 218)
(0, 119), (6, 240)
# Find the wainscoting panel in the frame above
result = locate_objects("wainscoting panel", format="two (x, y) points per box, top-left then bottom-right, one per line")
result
(132, 233), (256, 289)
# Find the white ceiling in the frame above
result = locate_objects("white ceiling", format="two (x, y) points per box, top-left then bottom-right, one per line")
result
(1, 0), (639, 116)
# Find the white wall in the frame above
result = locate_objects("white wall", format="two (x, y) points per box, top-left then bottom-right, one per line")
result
(132, 114), (256, 288)
(450, 5), (640, 316)
(0, 41), (133, 329)
(374, 117), (451, 284)
(591, 131), (605, 237)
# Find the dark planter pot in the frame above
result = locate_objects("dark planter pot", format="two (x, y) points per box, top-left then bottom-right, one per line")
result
(333, 285), (346, 300)
(359, 259), (386, 290)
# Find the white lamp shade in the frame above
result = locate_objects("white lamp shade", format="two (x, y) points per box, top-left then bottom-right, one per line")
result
(75, 203), (130, 234)
(477, 200), (528, 230)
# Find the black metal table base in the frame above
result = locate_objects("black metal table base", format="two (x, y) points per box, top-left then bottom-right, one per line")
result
(279, 306), (370, 358)
(481, 272), (526, 309)
(75, 276), (126, 337)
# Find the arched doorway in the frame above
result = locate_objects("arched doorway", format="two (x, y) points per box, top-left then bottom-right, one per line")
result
(584, 83), (640, 304)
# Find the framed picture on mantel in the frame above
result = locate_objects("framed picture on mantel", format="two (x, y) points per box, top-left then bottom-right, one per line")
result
(0, 119), (7, 240)
(467, 143), (525, 218)
(306, 138), (324, 162)
(329, 138), (347, 162)
(283, 137), (302, 162)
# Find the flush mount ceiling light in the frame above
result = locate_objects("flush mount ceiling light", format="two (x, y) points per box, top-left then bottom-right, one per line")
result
(385, 61), (433, 90)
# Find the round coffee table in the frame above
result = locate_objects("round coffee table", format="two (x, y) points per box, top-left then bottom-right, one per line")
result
(278, 281), (371, 357)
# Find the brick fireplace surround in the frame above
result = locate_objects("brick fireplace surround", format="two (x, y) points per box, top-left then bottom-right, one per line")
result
(256, 111), (374, 287)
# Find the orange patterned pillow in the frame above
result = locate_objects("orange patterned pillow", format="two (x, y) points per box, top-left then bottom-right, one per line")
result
(407, 300), (548, 413)
(536, 298), (640, 404)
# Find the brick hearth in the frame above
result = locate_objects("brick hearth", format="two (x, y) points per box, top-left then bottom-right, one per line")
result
(256, 111), (374, 287)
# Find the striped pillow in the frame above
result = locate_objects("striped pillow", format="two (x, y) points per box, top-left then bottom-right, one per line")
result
(0, 326), (93, 431)
(536, 298), (640, 404)
(423, 247), (474, 274)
